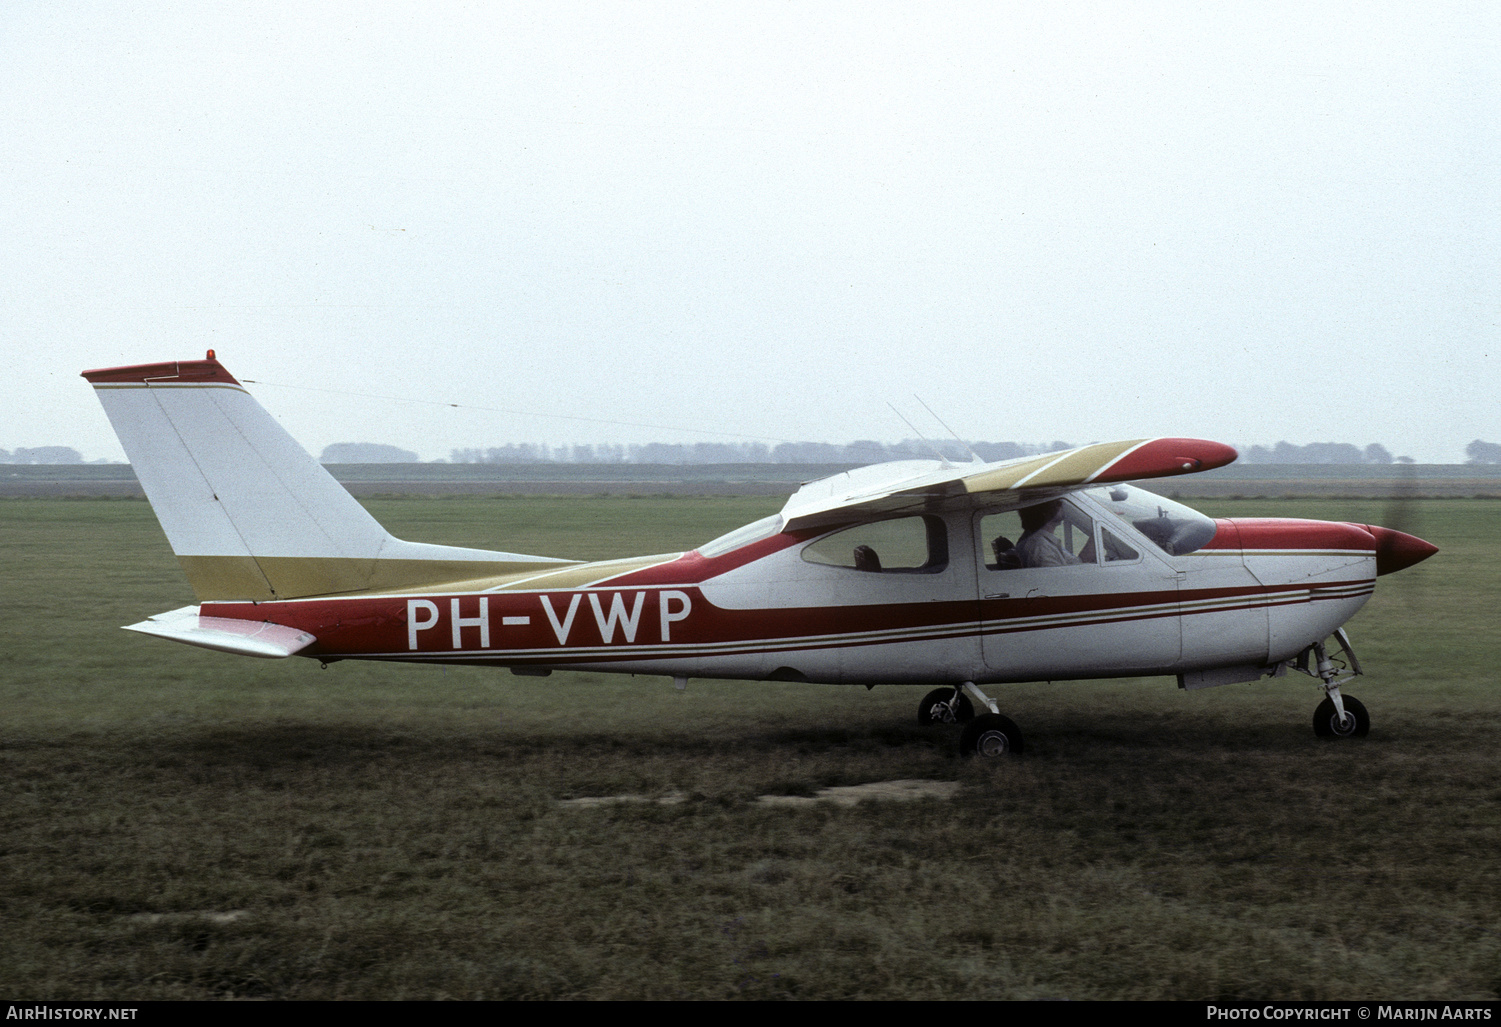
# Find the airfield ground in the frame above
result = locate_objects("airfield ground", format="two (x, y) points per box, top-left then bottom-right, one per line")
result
(1, 490), (1496, 999)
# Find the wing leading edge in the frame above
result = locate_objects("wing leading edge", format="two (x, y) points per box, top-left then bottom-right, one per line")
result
(779, 438), (1237, 531)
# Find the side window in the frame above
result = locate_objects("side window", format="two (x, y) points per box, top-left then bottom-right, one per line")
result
(981, 502), (1097, 570)
(1101, 527), (1139, 563)
(802, 515), (948, 573)
(979, 510), (1025, 570)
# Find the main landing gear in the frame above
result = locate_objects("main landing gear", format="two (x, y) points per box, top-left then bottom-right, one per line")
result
(1291, 628), (1370, 739)
(917, 686), (974, 725)
(918, 683), (1024, 756)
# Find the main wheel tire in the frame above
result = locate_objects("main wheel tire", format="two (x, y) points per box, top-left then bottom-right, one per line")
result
(1313, 695), (1370, 739)
(960, 713), (1024, 757)
(918, 687), (975, 725)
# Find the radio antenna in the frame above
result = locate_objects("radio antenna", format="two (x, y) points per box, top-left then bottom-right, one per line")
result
(888, 403), (952, 467)
(914, 395), (983, 463)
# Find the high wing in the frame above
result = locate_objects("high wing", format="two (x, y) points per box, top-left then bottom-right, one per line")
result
(778, 438), (1238, 531)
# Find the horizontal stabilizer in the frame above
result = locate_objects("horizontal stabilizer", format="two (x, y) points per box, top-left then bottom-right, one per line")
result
(124, 606), (317, 659)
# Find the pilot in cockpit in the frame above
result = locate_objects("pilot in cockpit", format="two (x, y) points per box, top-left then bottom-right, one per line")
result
(1012, 500), (1083, 569)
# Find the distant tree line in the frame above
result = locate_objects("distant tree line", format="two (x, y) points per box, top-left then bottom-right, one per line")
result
(445, 439), (1471, 466)
(8, 439), (1497, 466)
(0, 447), (84, 464)
(1239, 442), (1402, 465)
(320, 443), (420, 463)
(447, 439), (1076, 465)
(1467, 440), (1501, 464)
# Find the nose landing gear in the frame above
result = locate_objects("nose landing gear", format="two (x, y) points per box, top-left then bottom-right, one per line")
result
(1293, 628), (1370, 740)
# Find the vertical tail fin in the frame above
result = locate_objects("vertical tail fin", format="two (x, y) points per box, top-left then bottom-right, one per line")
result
(83, 355), (573, 600)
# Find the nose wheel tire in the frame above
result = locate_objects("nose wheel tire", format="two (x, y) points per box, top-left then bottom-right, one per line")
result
(918, 688), (975, 726)
(1313, 695), (1370, 739)
(960, 713), (1024, 757)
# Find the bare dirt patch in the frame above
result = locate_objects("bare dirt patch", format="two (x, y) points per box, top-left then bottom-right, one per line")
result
(556, 779), (960, 808)
(558, 792), (689, 807)
(756, 779), (959, 807)
(127, 910), (251, 925)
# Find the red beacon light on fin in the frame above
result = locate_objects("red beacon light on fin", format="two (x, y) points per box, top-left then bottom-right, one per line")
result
(207, 349), (215, 359)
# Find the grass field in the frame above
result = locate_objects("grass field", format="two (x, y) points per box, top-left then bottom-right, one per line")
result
(1, 495), (1497, 1000)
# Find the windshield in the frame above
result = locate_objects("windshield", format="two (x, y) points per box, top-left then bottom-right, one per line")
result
(1083, 484), (1217, 556)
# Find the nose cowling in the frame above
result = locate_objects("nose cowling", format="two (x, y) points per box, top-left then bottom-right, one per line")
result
(1360, 524), (1439, 576)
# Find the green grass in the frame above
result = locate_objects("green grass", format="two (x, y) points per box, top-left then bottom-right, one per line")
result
(1, 496), (1498, 999)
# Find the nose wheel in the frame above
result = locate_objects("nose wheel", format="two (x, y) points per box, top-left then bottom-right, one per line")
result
(1314, 694), (1369, 738)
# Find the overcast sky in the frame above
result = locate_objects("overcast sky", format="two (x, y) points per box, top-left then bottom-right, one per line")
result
(4, 2), (1496, 463)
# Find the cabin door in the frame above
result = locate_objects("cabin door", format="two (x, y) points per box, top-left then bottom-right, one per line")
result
(973, 502), (1181, 679)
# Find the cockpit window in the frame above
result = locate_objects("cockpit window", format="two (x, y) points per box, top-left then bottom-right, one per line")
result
(982, 501), (1097, 570)
(802, 515), (948, 573)
(1084, 484), (1217, 555)
(698, 514), (783, 558)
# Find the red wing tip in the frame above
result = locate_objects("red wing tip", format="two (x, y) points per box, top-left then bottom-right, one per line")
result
(1097, 438), (1238, 482)
(1164, 439), (1239, 472)
(82, 356), (240, 386)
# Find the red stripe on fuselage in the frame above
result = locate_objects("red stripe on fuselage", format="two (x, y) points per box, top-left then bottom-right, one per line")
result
(201, 575), (1370, 664)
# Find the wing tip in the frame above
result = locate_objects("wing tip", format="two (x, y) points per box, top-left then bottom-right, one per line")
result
(1097, 438), (1238, 481)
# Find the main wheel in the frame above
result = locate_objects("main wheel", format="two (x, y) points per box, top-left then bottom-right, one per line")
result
(960, 713), (1024, 757)
(1313, 695), (1370, 739)
(918, 687), (974, 725)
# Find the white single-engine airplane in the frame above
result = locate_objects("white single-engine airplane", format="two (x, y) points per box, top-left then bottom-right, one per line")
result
(85, 354), (1438, 757)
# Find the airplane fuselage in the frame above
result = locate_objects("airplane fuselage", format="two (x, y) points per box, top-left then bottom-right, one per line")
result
(198, 502), (1389, 691)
